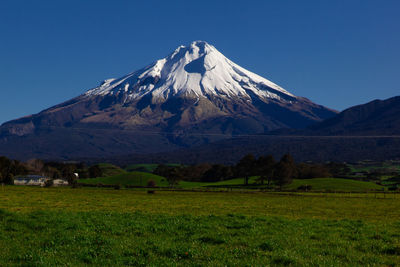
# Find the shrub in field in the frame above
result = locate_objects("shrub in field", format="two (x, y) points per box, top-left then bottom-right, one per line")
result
(297, 185), (312, 191)
(147, 179), (156, 194)
(388, 185), (399, 191)
(44, 179), (54, 187)
(147, 180), (156, 187)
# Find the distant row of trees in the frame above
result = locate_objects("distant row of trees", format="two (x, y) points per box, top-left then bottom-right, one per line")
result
(153, 154), (352, 187)
(0, 153), (353, 187)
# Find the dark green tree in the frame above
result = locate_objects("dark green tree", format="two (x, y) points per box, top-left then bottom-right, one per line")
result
(3, 173), (14, 185)
(256, 155), (276, 185)
(88, 165), (103, 178)
(274, 154), (296, 189)
(182, 163), (212, 182)
(235, 154), (256, 185)
(165, 166), (184, 188)
(147, 179), (157, 187)
(0, 156), (12, 180)
(325, 162), (351, 177)
(153, 164), (170, 177)
(61, 165), (77, 185)
(0, 156), (26, 185)
(202, 164), (233, 182)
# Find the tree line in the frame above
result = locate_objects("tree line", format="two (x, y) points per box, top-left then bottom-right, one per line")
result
(153, 154), (351, 187)
(0, 153), (351, 187)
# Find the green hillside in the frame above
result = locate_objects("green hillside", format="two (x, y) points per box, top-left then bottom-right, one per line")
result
(96, 163), (126, 176)
(79, 172), (167, 187)
(125, 163), (180, 173)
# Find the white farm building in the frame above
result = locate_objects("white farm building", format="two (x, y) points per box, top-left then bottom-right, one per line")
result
(14, 175), (68, 187)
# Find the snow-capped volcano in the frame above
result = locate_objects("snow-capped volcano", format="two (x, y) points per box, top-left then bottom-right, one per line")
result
(85, 41), (294, 102)
(0, 41), (337, 160)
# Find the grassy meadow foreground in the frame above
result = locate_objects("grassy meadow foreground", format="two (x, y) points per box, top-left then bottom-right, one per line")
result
(0, 186), (399, 266)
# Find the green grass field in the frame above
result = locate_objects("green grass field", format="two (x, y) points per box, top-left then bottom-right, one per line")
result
(0, 186), (399, 266)
(285, 178), (384, 192)
(79, 171), (167, 187)
(86, 172), (385, 193)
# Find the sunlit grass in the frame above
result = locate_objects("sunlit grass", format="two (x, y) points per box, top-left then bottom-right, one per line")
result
(0, 186), (399, 266)
(0, 186), (399, 221)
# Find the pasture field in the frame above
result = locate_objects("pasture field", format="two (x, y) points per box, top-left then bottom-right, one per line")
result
(78, 172), (167, 187)
(0, 186), (399, 266)
(79, 171), (386, 192)
(285, 178), (384, 192)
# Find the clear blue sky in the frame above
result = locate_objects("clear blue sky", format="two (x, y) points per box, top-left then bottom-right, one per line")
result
(1, 0), (399, 124)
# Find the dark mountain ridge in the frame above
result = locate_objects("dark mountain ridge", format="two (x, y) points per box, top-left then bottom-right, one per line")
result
(306, 96), (400, 135)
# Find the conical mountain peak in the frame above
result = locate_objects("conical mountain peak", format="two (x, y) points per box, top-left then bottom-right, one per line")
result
(84, 41), (295, 102)
(0, 41), (338, 159)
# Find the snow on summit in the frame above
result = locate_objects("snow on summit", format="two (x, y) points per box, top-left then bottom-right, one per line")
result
(85, 41), (295, 101)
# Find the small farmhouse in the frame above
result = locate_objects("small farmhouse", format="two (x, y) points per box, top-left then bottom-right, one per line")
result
(53, 179), (69, 186)
(14, 175), (49, 186)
